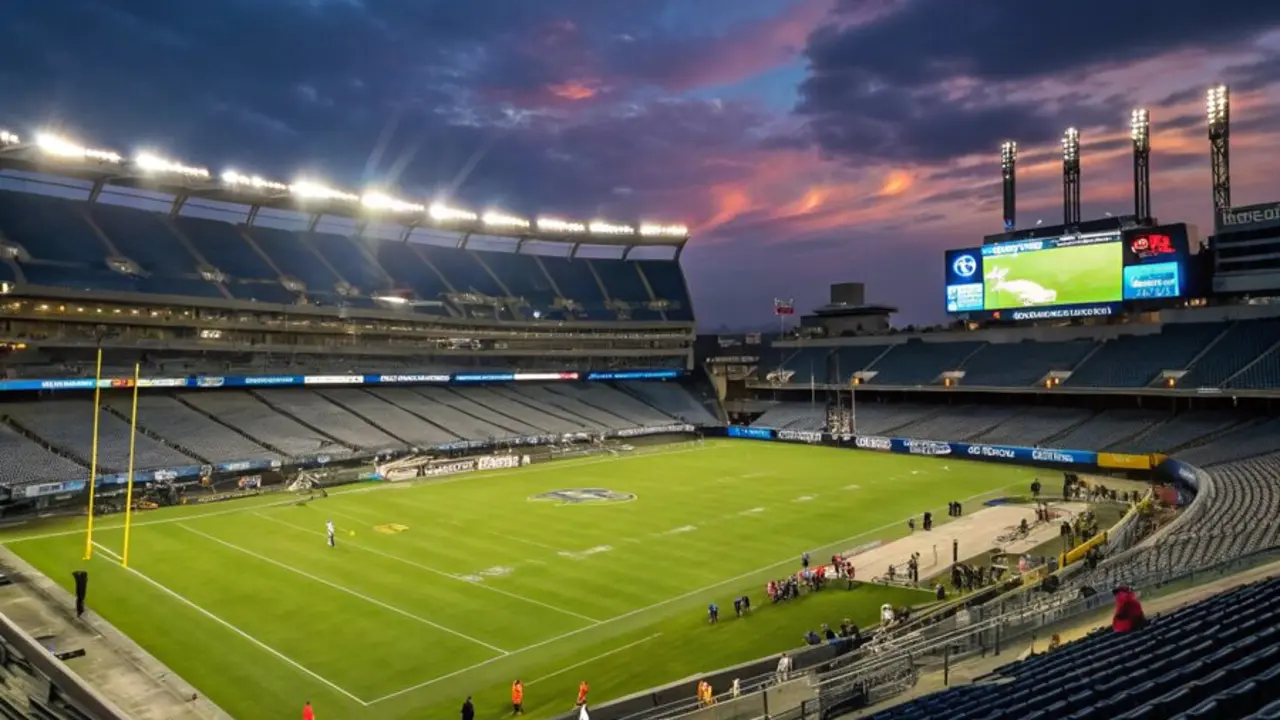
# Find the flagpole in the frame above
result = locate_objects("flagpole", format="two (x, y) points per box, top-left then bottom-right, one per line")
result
(122, 363), (141, 568)
(82, 348), (104, 561)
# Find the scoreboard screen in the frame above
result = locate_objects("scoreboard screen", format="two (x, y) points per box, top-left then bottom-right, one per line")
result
(945, 224), (1191, 319)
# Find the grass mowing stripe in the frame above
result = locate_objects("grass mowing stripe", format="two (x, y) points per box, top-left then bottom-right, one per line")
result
(2, 441), (719, 545)
(89, 542), (369, 707)
(526, 634), (662, 687)
(366, 484), (1009, 706)
(176, 523), (511, 655)
(253, 511), (604, 624)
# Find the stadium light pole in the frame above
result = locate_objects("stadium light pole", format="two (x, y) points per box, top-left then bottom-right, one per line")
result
(1207, 85), (1231, 214)
(1062, 128), (1081, 226)
(1001, 141), (1017, 231)
(1131, 109), (1151, 223)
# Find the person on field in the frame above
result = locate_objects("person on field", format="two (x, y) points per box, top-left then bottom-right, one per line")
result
(461, 697), (475, 720)
(511, 679), (524, 715)
(577, 680), (589, 708)
(302, 701), (314, 720)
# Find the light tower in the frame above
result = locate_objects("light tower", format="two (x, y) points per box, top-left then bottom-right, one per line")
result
(1001, 141), (1017, 231)
(1207, 85), (1231, 214)
(1131, 108), (1151, 222)
(1062, 127), (1081, 226)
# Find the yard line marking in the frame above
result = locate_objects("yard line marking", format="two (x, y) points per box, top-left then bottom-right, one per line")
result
(89, 542), (369, 707)
(2, 441), (720, 544)
(366, 484), (1015, 705)
(527, 634), (662, 686)
(252, 512), (603, 625)
(176, 523), (510, 655)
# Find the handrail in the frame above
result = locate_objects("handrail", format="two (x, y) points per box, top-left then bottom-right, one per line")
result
(0, 610), (129, 719)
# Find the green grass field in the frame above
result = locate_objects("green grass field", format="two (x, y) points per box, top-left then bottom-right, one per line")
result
(985, 241), (1121, 309)
(0, 440), (1038, 719)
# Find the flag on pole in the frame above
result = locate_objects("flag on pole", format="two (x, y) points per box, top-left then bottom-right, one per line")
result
(774, 298), (795, 316)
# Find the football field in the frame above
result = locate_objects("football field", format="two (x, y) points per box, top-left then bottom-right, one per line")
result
(1, 440), (1039, 719)
(984, 241), (1121, 309)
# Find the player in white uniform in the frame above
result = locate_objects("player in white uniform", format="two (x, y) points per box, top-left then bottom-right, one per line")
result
(326, 519), (336, 548)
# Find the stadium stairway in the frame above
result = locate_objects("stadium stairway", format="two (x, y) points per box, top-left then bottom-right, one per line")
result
(865, 576), (1280, 720)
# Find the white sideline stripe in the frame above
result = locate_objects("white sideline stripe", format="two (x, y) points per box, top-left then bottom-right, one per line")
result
(252, 511), (603, 624)
(89, 542), (369, 707)
(366, 485), (1011, 706)
(177, 523), (510, 655)
(527, 634), (662, 686)
(2, 441), (718, 544)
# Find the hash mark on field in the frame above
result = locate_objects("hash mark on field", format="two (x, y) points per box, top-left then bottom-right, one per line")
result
(844, 484), (862, 491)
(662, 525), (697, 535)
(739, 507), (766, 516)
(557, 545), (612, 560)
(793, 495), (817, 502)
(254, 512), (601, 623)
(90, 542), (369, 706)
(178, 523), (511, 654)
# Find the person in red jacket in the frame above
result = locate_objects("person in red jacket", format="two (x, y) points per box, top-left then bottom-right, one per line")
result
(302, 701), (314, 720)
(1112, 585), (1147, 632)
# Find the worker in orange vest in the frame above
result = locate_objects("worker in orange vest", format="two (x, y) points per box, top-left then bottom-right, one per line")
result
(577, 680), (589, 707)
(511, 679), (524, 716)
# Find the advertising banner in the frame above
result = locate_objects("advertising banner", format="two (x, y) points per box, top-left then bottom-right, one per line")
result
(726, 426), (775, 440)
(1097, 452), (1153, 471)
(0, 369), (683, 393)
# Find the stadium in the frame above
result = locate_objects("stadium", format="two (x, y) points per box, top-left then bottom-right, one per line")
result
(0, 80), (1278, 720)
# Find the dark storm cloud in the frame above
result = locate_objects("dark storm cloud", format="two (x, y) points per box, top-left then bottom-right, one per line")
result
(795, 0), (1280, 164)
(0, 0), (774, 219)
(810, 0), (1280, 87)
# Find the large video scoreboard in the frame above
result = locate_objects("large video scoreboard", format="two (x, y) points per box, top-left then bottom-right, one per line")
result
(944, 224), (1194, 320)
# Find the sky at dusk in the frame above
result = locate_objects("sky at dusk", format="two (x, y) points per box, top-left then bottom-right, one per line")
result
(2, 0), (1280, 329)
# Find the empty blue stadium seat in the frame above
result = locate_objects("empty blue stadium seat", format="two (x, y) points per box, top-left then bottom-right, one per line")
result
(1066, 324), (1227, 388)
(475, 251), (557, 311)
(418, 244), (504, 296)
(91, 203), (197, 275)
(864, 577), (1280, 720)
(1180, 320), (1280, 388)
(368, 240), (449, 301)
(19, 263), (138, 293)
(135, 275), (225, 298)
(831, 345), (893, 383)
(225, 281), (298, 304)
(308, 232), (389, 293)
(248, 227), (341, 290)
(637, 261), (694, 321)
(0, 192), (113, 264)
(591, 258), (650, 304)
(174, 216), (276, 279)
(539, 256), (609, 318)
(866, 341), (984, 385)
(962, 339), (1097, 386)
(1228, 349), (1280, 391)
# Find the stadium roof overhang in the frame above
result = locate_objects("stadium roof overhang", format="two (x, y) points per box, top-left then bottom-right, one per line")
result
(0, 146), (690, 254)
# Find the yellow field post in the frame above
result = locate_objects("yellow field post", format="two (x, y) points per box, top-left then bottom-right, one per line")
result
(82, 348), (104, 560)
(122, 363), (141, 568)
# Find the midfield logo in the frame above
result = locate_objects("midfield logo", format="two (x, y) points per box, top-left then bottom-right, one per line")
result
(531, 488), (636, 504)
